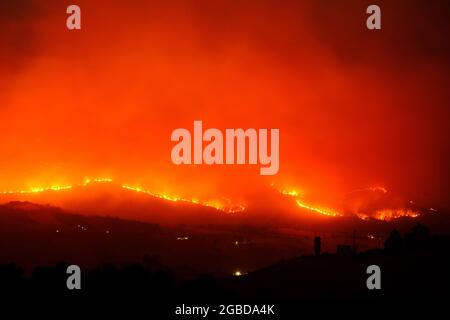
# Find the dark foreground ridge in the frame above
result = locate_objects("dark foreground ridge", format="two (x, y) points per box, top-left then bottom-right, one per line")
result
(1, 201), (449, 317)
(1, 224), (449, 317)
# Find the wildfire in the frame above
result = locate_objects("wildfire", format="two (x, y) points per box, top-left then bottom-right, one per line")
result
(373, 209), (420, 221)
(82, 178), (113, 185)
(0, 177), (114, 195)
(0, 179), (422, 220)
(0, 178), (245, 213)
(278, 186), (342, 217)
(0, 185), (73, 195)
(280, 189), (304, 197)
(346, 186), (388, 195)
(278, 185), (422, 221)
(121, 185), (246, 213)
(295, 199), (342, 217)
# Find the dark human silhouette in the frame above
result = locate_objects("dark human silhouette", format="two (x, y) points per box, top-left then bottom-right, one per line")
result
(314, 236), (321, 256)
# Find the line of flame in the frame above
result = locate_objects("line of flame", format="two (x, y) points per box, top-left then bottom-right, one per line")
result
(295, 199), (342, 217)
(121, 185), (246, 213)
(0, 179), (246, 213)
(277, 186), (342, 217)
(0, 185), (73, 194)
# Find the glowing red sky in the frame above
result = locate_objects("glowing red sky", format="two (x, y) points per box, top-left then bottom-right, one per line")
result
(1, 0), (449, 211)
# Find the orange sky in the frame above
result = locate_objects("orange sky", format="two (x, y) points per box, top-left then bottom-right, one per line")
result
(1, 0), (449, 211)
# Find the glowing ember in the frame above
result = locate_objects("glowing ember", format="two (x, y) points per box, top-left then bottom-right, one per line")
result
(356, 213), (370, 221)
(280, 189), (304, 197)
(82, 178), (113, 185)
(372, 187), (388, 193)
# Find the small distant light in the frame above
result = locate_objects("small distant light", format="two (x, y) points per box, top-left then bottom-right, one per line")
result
(56, 229), (60, 233)
(234, 241), (239, 245)
(106, 230), (110, 234)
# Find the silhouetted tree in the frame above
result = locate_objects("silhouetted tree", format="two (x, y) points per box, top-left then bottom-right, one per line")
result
(143, 254), (162, 271)
(314, 236), (321, 256)
(384, 229), (402, 253)
(182, 274), (224, 301)
(30, 262), (70, 296)
(0, 264), (24, 295)
(405, 223), (430, 250)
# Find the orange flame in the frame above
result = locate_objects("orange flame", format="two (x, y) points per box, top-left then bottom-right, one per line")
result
(0, 185), (73, 194)
(278, 185), (421, 220)
(295, 199), (342, 217)
(121, 185), (246, 213)
(0, 178), (246, 214)
(372, 209), (420, 221)
(347, 186), (388, 194)
(278, 186), (342, 217)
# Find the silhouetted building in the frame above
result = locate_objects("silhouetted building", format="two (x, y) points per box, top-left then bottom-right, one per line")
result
(336, 244), (353, 256)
